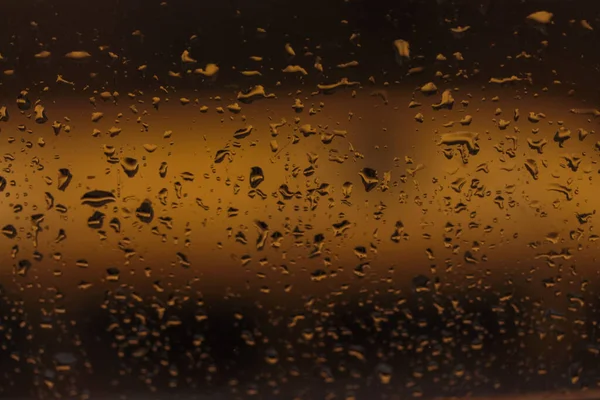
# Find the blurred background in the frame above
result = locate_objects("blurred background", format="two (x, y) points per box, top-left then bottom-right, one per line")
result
(1, 0), (600, 398)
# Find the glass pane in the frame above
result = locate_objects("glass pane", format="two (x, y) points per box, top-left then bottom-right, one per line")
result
(1, 0), (600, 399)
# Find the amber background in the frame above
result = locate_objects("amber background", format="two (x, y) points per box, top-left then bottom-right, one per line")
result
(0, 87), (597, 302)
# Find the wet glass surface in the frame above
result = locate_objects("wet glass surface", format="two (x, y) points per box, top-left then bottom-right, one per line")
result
(1, 0), (600, 399)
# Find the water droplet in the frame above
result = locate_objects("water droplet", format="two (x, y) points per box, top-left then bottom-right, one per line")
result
(135, 200), (154, 223)
(249, 167), (264, 188)
(81, 190), (116, 207)
(121, 157), (140, 178)
(2, 224), (17, 239)
(57, 168), (72, 191)
(358, 168), (379, 192)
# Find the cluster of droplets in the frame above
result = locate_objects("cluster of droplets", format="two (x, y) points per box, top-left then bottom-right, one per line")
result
(1, 1), (600, 399)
